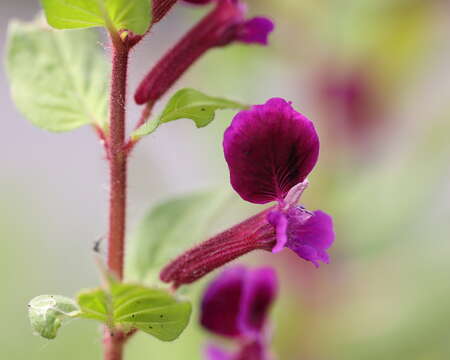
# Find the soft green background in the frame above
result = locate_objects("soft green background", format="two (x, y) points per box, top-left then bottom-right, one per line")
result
(1, 0), (450, 359)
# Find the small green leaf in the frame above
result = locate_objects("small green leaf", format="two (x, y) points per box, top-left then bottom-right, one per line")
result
(77, 288), (109, 322)
(41, 0), (152, 35)
(126, 189), (229, 281)
(28, 295), (80, 340)
(77, 283), (192, 341)
(5, 19), (109, 132)
(132, 88), (248, 139)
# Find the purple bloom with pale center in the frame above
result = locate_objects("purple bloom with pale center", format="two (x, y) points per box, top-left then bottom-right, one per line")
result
(201, 266), (276, 360)
(224, 98), (334, 265)
(161, 98), (335, 288)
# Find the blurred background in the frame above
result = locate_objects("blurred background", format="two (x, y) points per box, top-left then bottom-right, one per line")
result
(1, 0), (450, 359)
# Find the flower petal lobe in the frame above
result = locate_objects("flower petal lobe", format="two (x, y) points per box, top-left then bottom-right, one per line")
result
(286, 210), (334, 266)
(238, 267), (277, 336)
(237, 17), (274, 45)
(223, 98), (319, 204)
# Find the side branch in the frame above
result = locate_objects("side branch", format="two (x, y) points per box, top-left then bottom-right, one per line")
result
(124, 101), (155, 154)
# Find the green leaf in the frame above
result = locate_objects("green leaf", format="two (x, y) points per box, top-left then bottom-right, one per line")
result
(41, 0), (152, 35)
(6, 19), (109, 132)
(126, 189), (229, 282)
(132, 88), (248, 139)
(77, 283), (192, 341)
(28, 295), (80, 339)
(77, 288), (109, 322)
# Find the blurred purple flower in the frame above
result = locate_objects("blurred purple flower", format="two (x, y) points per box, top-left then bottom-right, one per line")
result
(201, 266), (277, 360)
(161, 98), (335, 288)
(314, 65), (380, 146)
(135, 0), (274, 104)
(201, 266), (277, 337)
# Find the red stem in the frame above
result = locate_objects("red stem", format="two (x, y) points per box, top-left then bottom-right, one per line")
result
(107, 37), (129, 280)
(104, 33), (130, 360)
(103, 331), (126, 360)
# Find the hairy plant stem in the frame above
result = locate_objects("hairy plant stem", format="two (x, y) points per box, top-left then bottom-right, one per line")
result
(104, 331), (126, 360)
(104, 33), (130, 360)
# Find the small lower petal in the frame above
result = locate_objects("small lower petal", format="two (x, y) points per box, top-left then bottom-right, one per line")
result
(293, 245), (321, 267)
(286, 209), (335, 266)
(317, 249), (330, 264)
(237, 17), (275, 45)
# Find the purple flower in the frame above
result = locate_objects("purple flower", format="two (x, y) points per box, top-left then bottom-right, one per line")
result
(201, 266), (277, 360)
(134, 0), (274, 104)
(201, 266), (277, 337)
(161, 98), (335, 288)
(315, 65), (379, 143)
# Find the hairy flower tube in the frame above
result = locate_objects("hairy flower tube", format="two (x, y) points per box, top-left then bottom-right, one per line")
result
(152, 0), (178, 23)
(161, 98), (335, 288)
(134, 0), (274, 104)
(153, 0), (212, 24)
(201, 266), (277, 360)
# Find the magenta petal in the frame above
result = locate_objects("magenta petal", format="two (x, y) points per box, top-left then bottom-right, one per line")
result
(293, 245), (321, 267)
(200, 266), (246, 337)
(286, 210), (335, 266)
(201, 266), (277, 338)
(237, 17), (274, 45)
(238, 267), (277, 337)
(223, 98), (320, 204)
(266, 210), (287, 253)
(205, 345), (233, 360)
